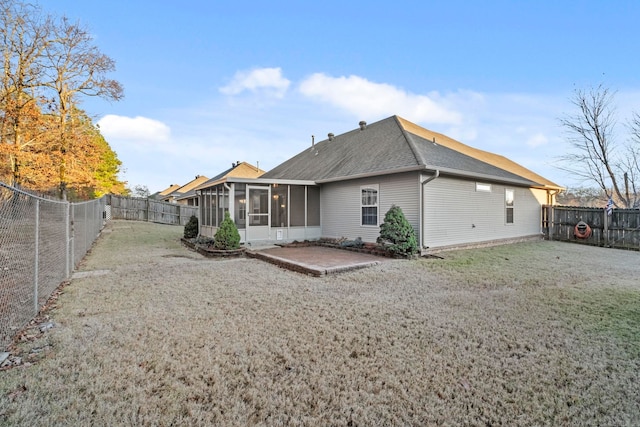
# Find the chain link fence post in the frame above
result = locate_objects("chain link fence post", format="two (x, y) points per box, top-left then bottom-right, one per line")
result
(34, 199), (40, 315)
(65, 203), (70, 279)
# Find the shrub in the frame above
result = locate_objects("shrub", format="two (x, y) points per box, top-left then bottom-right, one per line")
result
(214, 211), (241, 250)
(377, 205), (418, 257)
(340, 237), (364, 248)
(194, 236), (215, 247)
(184, 215), (198, 239)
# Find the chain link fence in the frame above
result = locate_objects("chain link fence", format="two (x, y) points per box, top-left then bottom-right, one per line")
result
(0, 182), (106, 350)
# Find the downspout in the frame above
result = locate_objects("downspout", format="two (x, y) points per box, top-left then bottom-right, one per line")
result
(420, 170), (440, 251)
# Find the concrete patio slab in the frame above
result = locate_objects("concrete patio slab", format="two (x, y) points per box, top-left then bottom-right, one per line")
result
(247, 245), (388, 276)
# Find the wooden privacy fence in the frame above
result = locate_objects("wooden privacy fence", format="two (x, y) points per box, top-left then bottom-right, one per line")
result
(542, 205), (640, 251)
(107, 195), (198, 226)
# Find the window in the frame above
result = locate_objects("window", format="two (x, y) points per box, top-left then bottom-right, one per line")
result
(288, 185), (320, 227)
(234, 184), (246, 228)
(271, 184), (288, 227)
(201, 188), (211, 226)
(307, 186), (320, 226)
(505, 189), (514, 224)
(289, 186), (306, 226)
(476, 182), (492, 192)
(361, 185), (378, 226)
(217, 187), (229, 227)
(248, 187), (269, 226)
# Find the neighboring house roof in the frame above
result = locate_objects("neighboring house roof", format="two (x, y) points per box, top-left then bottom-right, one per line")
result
(262, 115), (563, 190)
(158, 184), (181, 196)
(174, 189), (198, 202)
(160, 175), (210, 201)
(194, 161), (266, 190)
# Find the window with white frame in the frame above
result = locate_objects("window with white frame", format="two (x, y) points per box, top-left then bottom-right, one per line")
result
(476, 182), (492, 192)
(505, 188), (514, 224)
(361, 185), (378, 226)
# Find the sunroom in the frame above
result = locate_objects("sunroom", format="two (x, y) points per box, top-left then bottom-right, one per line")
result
(196, 177), (321, 244)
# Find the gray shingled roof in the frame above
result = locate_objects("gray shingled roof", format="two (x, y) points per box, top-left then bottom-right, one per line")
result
(262, 116), (539, 186)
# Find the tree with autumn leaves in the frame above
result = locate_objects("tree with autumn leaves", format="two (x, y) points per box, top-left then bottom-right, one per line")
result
(0, 0), (126, 199)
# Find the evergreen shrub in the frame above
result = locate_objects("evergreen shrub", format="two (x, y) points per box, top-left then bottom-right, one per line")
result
(184, 215), (198, 239)
(214, 211), (241, 250)
(377, 205), (418, 257)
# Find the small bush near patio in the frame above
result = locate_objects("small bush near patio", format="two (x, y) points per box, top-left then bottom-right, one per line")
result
(377, 204), (418, 257)
(214, 211), (241, 250)
(183, 215), (198, 239)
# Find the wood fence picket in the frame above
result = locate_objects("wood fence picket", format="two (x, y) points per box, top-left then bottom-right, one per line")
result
(542, 205), (640, 251)
(107, 195), (198, 226)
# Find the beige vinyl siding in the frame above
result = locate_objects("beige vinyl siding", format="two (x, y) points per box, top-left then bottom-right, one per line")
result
(423, 177), (543, 249)
(321, 172), (420, 243)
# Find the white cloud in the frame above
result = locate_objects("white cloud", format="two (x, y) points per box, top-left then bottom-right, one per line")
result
(219, 67), (291, 98)
(298, 73), (463, 125)
(526, 132), (549, 148)
(98, 115), (171, 142)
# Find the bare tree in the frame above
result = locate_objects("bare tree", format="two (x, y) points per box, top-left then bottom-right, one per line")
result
(557, 187), (606, 207)
(132, 184), (150, 198)
(559, 84), (639, 208)
(43, 16), (124, 198)
(625, 112), (640, 204)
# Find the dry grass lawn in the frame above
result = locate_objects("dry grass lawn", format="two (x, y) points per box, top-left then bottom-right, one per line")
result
(1, 220), (639, 426)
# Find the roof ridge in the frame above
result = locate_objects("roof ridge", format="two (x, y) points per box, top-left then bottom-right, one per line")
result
(393, 115), (426, 166)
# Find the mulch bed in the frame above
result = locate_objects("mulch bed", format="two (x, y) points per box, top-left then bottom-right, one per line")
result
(180, 238), (246, 258)
(182, 236), (406, 258)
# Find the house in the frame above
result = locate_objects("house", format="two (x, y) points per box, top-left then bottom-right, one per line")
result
(197, 116), (563, 253)
(159, 175), (210, 204)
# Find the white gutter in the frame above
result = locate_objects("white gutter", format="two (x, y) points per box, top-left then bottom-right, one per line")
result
(420, 170), (440, 250)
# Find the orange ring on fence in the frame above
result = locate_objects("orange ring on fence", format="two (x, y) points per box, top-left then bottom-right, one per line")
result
(574, 221), (592, 239)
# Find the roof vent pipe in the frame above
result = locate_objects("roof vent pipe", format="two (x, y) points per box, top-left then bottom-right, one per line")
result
(359, 121), (367, 130)
(328, 133), (334, 141)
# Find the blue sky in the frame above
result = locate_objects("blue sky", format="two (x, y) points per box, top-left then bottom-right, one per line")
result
(47, 0), (640, 193)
